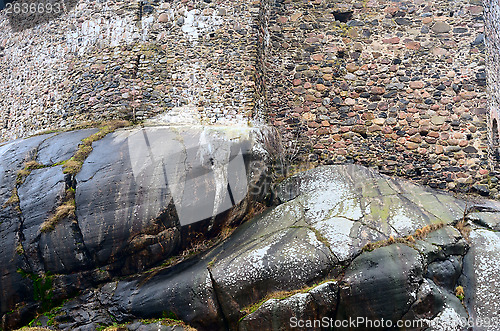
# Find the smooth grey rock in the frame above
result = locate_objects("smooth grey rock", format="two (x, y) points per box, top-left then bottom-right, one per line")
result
(425, 226), (468, 256)
(0, 134), (54, 315)
(276, 165), (466, 262)
(425, 256), (462, 291)
(462, 229), (500, 330)
(239, 281), (338, 331)
(36, 128), (99, 165)
(210, 226), (337, 328)
(75, 126), (260, 273)
(432, 21), (451, 33)
(338, 244), (423, 325)
(113, 260), (226, 330)
(467, 211), (500, 230)
(18, 166), (68, 272)
(402, 279), (468, 330)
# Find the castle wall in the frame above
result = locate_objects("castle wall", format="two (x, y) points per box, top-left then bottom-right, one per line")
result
(267, 0), (491, 194)
(1, 0), (499, 196)
(484, 0), (500, 160)
(0, 0), (262, 140)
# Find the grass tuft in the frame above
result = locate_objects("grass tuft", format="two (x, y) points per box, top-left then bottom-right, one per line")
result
(40, 189), (76, 233)
(240, 279), (337, 317)
(455, 285), (465, 301)
(455, 220), (471, 241)
(362, 222), (445, 252)
(62, 120), (131, 175)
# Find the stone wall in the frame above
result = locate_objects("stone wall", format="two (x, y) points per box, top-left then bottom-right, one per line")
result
(484, 0), (500, 160)
(0, 0), (262, 140)
(266, 0), (492, 194)
(1, 0), (500, 197)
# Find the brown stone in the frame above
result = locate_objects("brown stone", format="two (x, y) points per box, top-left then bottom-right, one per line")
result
(405, 41), (421, 50)
(383, 37), (400, 44)
(291, 11), (303, 22)
(158, 13), (169, 23)
(316, 84), (326, 91)
(371, 86), (386, 95)
(316, 127), (330, 135)
(323, 74), (333, 81)
(406, 142), (419, 150)
(409, 81), (425, 89)
(423, 17), (433, 24)
(409, 134), (422, 143)
(311, 53), (325, 61)
(346, 63), (359, 73)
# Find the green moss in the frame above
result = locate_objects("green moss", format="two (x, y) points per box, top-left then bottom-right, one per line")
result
(17, 270), (54, 311)
(455, 286), (465, 302)
(62, 120), (131, 175)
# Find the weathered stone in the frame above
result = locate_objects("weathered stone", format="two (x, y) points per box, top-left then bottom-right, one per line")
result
(338, 244), (423, 323)
(432, 21), (452, 33)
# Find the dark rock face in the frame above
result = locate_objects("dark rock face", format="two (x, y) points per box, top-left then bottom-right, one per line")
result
(338, 244), (423, 325)
(0, 125), (269, 329)
(75, 126), (260, 274)
(3, 160), (500, 330)
(0, 134), (55, 316)
(239, 281), (338, 331)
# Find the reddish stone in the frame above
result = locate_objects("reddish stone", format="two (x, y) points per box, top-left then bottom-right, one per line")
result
(278, 16), (288, 24)
(292, 87), (306, 94)
(406, 142), (419, 150)
(479, 169), (489, 175)
(383, 37), (400, 44)
(311, 53), (325, 61)
(423, 17), (433, 24)
(362, 112), (375, 120)
(409, 134), (422, 143)
(405, 41), (421, 50)
(409, 81), (425, 89)
(316, 127), (330, 135)
(304, 82), (313, 89)
(371, 86), (386, 95)
(293, 79), (302, 86)
(305, 95), (317, 102)
(316, 84), (326, 91)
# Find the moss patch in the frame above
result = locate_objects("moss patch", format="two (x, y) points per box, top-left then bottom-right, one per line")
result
(62, 120), (131, 175)
(455, 285), (465, 302)
(40, 188), (76, 233)
(240, 279), (336, 317)
(3, 161), (45, 210)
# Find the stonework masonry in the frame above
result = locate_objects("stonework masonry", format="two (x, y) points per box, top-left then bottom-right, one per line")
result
(0, 0), (499, 197)
(485, 0), (500, 158)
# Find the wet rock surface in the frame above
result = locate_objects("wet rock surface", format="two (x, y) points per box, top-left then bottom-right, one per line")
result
(5, 164), (499, 330)
(0, 124), (269, 329)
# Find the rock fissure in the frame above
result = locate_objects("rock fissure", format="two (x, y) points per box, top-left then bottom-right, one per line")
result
(207, 268), (230, 330)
